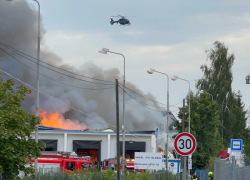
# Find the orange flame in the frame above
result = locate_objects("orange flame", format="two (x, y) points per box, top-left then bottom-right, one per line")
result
(39, 109), (86, 130)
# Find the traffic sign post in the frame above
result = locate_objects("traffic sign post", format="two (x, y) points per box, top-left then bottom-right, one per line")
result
(174, 133), (197, 180)
(230, 139), (243, 165)
(174, 132), (197, 156)
(230, 139), (243, 151)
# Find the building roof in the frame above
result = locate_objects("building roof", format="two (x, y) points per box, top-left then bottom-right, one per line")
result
(38, 125), (156, 135)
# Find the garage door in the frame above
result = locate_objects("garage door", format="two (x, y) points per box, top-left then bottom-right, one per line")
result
(73, 140), (101, 167)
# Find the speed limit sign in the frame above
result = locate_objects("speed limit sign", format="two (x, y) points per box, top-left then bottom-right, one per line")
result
(174, 132), (197, 156)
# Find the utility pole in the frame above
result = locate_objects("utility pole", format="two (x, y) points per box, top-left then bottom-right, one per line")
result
(221, 101), (224, 146)
(34, 0), (41, 172)
(181, 99), (185, 180)
(222, 118), (224, 146)
(116, 79), (121, 180)
(182, 99), (185, 132)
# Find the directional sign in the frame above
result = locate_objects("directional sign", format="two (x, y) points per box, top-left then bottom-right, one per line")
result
(174, 132), (197, 156)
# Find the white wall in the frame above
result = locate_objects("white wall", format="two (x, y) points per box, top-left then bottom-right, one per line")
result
(32, 132), (155, 161)
(31, 133), (64, 151)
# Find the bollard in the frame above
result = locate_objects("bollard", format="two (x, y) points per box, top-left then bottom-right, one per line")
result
(213, 159), (217, 180)
(39, 168), (41, 180)
(101, 166), (103, 180)
(51, 166), (53, 180)
(62, 168), (64, 180)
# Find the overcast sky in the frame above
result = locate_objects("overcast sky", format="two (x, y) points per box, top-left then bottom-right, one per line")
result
(15, 0), (250, 117)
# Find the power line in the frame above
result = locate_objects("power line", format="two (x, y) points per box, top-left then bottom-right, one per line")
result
(0, 69), (160, 141)
(0, 43), (185, 108)
(2, 69), (174, 142)
(170, 100), (183, 107)
(118, 85), (177, 113)
(0, 42), (115, 84)
(0, 69), (117, 129)
(118, 85), (164, 112)
(0, 43), (184, 108)
(119, 82), (167, 106)
(0, 45), (114, 85)
(119, 82), (183, 107)
(0, 47), (115, 86)
(0, 68), (170, 142)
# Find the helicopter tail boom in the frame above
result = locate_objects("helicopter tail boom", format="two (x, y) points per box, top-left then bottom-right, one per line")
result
(110, 17), (118, 25)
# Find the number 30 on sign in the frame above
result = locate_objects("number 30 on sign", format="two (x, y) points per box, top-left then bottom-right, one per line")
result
(174, 132), (197, 156)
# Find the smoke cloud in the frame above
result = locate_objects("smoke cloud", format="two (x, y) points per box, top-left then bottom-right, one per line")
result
(0, 0), (177, 140)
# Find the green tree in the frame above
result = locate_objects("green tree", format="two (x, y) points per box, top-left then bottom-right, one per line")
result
(0, 73), (44, 179)
(196, 41), (247, 148)
(176, 93), (222, 169)
(243, 127), (250, 165)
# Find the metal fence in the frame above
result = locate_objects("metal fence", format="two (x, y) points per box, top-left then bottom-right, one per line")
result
(213, 156), (250, 180)
(20, 168), (180, 180)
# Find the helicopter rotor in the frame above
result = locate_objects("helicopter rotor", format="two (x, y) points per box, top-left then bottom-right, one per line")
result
(111, 14), (136, 19)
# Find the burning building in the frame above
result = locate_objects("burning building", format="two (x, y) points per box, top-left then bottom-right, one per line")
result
(32, 126), (157, 165)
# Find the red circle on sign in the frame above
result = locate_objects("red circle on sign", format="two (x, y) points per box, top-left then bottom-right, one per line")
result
(174, 132), (197, 156)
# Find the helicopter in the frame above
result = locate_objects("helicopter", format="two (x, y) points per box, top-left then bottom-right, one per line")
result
(110, 14), (133, 26)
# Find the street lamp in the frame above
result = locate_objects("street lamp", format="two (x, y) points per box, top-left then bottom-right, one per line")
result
(7, 0), (41, 172)
(199, 90), (213, 101)
(171, 75), (191, 180)
(99, 48), (126, 180)
(171, 75), (191, 133)
(147, 68), (170, 173)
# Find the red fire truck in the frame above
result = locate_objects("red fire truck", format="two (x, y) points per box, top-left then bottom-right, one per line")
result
(218, 150), (229, 160)
(30, 152), (93, 173)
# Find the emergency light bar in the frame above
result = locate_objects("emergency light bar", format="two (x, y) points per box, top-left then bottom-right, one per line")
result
(57, 151), (91, 161)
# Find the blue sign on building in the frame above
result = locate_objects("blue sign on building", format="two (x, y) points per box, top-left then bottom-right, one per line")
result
(231, 139), (243, 151)
(167, 159), (180, 174)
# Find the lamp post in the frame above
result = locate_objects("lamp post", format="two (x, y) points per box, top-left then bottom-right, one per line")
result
(7, 0), (41, 172)
(171, 76), (190, 133)
(147, 68), (170, 173)
(99, 48), (126, 179)
(199, 90), (213, 101)
(171, 75), (191, 180)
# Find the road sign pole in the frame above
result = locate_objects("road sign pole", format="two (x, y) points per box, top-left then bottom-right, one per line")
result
(188, 154), (192, 180)
(115, 79), (121, 180)
(174, 132), (197, 180)
(183, 156), (186, 180)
